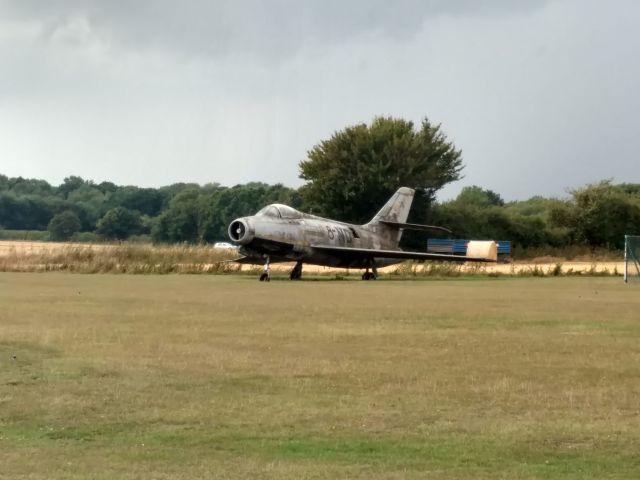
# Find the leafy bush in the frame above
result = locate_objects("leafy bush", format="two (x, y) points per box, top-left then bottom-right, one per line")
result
(0, 229), (49, 241)
(71, 231), (103, 243)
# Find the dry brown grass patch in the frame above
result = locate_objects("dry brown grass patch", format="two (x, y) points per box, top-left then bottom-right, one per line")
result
(0, 242), (239, 274)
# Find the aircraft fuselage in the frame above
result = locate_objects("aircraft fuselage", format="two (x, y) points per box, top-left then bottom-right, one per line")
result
(229, 211), (400, 268)
(227, 188), (495, 280)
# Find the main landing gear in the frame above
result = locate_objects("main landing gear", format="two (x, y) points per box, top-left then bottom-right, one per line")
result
(259, 258), (304, 281)
(361, 263), (378, 281)
(289, 261), (303, 280)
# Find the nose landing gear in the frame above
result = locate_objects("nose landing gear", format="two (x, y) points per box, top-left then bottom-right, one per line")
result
(259, 256), (270, 282)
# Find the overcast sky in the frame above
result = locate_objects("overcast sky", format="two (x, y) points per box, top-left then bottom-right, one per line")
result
(1, 0), (638, 200)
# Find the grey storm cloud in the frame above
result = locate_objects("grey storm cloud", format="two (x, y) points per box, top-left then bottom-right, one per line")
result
(0, 0), (638, 199)
(3, 0), (549, 60)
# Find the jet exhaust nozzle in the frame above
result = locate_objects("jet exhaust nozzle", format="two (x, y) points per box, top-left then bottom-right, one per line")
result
(228, 219), (254, 245)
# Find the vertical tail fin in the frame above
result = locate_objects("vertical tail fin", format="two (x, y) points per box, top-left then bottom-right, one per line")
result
(366, 187), (415, 246)
(369, 187), (415, 224)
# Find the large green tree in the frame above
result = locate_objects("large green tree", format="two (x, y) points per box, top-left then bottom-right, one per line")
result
(298, 116), (463, 224)
(96, 207), (143, 240)
(151, 188), (202, 243)
(549, 181), (640, 249)
(57, 176), (89, 199)
(455, 186), (504, 208)
(105, 186), (167, 217)
(47, 210), (82, 241)
(0, 192), (56, 230)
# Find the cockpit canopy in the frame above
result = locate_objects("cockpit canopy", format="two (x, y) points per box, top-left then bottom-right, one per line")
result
(255, 204), (303, 219)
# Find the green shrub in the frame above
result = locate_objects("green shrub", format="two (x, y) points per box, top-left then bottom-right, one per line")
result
(71, 231), (103, 243)
(0, 229), (50, 241)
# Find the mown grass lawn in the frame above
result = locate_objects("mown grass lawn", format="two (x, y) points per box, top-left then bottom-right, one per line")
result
(1, 273), (639, 479)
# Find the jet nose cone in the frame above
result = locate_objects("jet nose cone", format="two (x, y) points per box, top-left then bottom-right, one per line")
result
(228, 218), (254, 244)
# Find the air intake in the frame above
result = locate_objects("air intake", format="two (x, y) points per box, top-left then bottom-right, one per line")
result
(228, 219), (253, 244)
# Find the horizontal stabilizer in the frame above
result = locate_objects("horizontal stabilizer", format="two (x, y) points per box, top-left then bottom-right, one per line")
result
(379, 221), (452, 235)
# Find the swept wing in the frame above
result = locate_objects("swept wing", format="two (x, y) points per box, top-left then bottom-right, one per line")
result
(311, 244), (495, 263)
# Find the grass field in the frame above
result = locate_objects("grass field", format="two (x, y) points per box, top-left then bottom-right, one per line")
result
(1, 274), (639, 479)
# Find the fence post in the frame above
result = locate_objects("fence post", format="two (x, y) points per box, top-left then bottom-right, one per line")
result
(624, 235), (628, 283)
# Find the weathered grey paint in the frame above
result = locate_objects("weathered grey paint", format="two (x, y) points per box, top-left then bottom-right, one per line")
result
(228, 188), (416, 269)
(228, 187), (494, 274)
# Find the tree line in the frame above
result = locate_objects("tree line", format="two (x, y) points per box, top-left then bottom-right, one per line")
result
(0, 175), (300, 243)
(2, 117), (639, 250)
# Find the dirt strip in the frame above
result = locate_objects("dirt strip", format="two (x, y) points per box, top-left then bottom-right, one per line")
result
(0, 240), (624, 275)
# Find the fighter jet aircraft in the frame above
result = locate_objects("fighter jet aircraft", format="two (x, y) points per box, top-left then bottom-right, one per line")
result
(228, 187), (495, 280)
